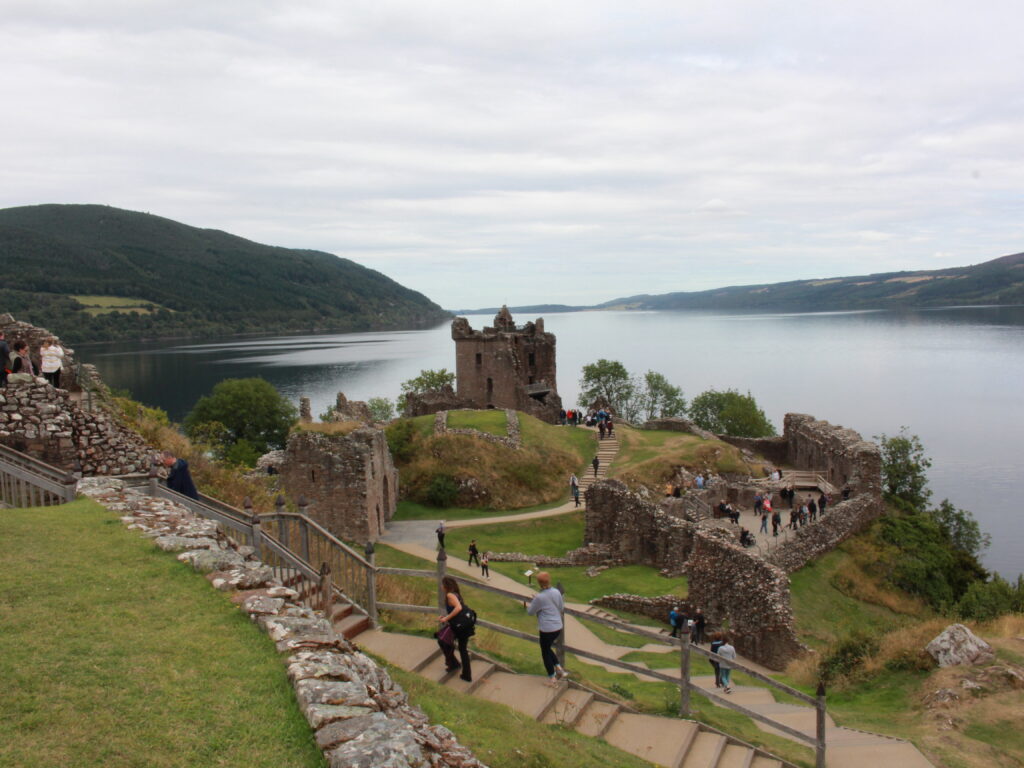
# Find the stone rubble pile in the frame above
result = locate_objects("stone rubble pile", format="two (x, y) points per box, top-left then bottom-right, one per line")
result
(77, 477), (488, 768)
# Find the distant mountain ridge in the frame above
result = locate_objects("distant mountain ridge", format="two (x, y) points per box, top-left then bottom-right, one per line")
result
(0, 204), (449, 343)
(451, 252), (1024, 315)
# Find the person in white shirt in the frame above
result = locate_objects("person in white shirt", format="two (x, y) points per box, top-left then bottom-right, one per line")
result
(717, 635), (737, 693)
(40, 337), (65, 388)
(527, 571), (569, 686)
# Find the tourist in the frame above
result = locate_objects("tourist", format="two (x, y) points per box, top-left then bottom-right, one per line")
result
(592, 456), (600, 477)
(695, 473), (705, 489)
(0, 332), (9, 387)
(717, 499), (728, 519)
(787, 485), (796, 508)
(709, 631), (724, 688)
(8, 341), (41, 384)
(669, 605), (680, 638)
(160, 450), (199, 499)
(598, 420), (606, 439)
(467, 539), (480, 567)
(480, 553), (490, 578)
(526, 571), (569, 686)
(772, 509), (781, 536)
(606, 417), (614, 437)
(808, 496), (818, 522)
(819, 491), (829, 515)
(717, 634), (737, 693)
(572, 482), (580, 507)
(753, 491), (763, 516)
(693, 608), (706, 644)
(739, 528), (755, 547)
(438, 576), (473, 682)
(436, 521), (446, 549)
(759, 508), (769, 535)
(40, 337), (65, 388)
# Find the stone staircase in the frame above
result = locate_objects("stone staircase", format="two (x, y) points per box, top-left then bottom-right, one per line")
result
(352, 625), (791, 768)
(579, 433), (618, 494)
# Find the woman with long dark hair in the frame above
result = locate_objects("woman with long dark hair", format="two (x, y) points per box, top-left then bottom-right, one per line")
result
(438, 576), (473, 682)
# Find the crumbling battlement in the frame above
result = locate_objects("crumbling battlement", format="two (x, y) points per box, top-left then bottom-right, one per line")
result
(0, 313), (79, 390)
(0, 381), (151, 474)
(279, 429), (398, 544)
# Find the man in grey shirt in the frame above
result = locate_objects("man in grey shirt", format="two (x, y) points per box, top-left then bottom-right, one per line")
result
(527, 572), (569, 686)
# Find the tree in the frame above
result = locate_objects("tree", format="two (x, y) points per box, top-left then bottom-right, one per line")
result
(931, 498), (991, 559)
(397, 368), (455, 414)
(579, 359), (637, 419)
(367, 396), (396, 423)
(689, 389), (775, 437)
(876, 427), (932, 509)
(184, 377), (297, 458)
(637, 370), (687, 420)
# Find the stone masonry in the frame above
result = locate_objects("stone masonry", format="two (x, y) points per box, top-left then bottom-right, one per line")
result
(450, 306), (562, 422)
(0, 313), (79, 390)
(279, 429), (398, 544)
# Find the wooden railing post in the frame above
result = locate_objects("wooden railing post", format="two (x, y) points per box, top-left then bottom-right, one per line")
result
(148, 462), (160, 497)
(679, 628), (692, 716)
(246, 497), (260, 552)
(815, 680), (827, 768)
(436, 546), (448, 613)
(300, 518), (311, 564)
(62, 472), (77, 503)
(364, 541), (378, 627)
(319, 561), (333, 619)
(556, 581), (566, 667)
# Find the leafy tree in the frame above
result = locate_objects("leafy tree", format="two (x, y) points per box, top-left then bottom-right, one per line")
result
(367, 396), (396, 423)
(637, 371), (687, 420)
(956, 576), (1017, 621)
(876, 427), (932, 509)
(397, 368), (455, 414)
(184, 377), (297, 458)
(579, 359), (638, 420)
(689, 389), (775, 437)
(931, 498), (991, 559)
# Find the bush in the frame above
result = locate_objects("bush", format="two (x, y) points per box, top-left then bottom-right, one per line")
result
(184, 377), (296, 456)
(884, 648), (936, 673)
(956, 576), (1019, 621)
(385, 419), (417, 463)
(818, 632), (879, 685)
(689, 389), (774, 437)
(425, 474), (459, 508)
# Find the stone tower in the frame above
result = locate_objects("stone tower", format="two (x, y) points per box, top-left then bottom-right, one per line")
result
(450, 306), (562, 422)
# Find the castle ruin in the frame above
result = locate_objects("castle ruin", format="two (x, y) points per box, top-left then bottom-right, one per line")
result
(450, 306), (562, 422)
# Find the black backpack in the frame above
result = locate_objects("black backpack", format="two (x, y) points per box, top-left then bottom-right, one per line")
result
(451, 604), (477, 637)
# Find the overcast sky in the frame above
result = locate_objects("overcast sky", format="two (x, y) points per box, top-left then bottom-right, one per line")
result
(3, 1), (1023, 308)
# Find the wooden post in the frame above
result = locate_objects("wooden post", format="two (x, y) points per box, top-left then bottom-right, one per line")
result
(62, 473), (77, 503)
(300, 518), (311, 564)
(679, 629), (692, 716)
(816, 680), (827, 768)
(319, 561), (333, 619)
(556, 581), (566, 667)
(148, 462), (159, 497)
(436, 546), (448, 613)
(247, 498), (262, 555)
(364, 541), (378, 627)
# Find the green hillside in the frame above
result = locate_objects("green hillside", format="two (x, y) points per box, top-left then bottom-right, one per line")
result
(599, 251), (1024, 312)
(0, 204), (449, 342)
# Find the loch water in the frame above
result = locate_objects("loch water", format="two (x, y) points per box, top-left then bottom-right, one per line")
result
(77, 305), (1024, 578)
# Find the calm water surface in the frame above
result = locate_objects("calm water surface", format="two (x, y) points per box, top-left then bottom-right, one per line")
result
(77, 306), (1024, 578)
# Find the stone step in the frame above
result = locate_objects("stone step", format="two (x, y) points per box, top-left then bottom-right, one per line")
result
(334, 612), (371, 640)
(678, 731), (725, 768)
(330, 602), (353, 623)
(605, 713), (699, 768)
(541, 687), (593, 727)
(448, 660), (496, 695)
(473, 672), (565, 720)
(352, 628), (438, 672)
(574, 699), (621, 738)
(749, 757), (781, 768)
(715, 744), (754, 768)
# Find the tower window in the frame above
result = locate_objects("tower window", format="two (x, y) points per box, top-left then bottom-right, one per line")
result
(528, 352), (536, 367)
(475, 352), (482, 366)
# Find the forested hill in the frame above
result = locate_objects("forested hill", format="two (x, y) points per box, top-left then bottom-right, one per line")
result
(0, 204), (449, 343)
(599, 252), (1024, 312)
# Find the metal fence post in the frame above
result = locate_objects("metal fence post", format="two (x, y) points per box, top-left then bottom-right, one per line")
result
(556, 581), (566, 667)
(364, 541), (378, 627)
(816, 680), (827, 768)
(436, 546), (448, 613)
(679, 629), (692, 716)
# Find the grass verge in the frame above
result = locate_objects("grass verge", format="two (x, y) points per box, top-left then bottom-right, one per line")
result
(0, 500), (324, 768)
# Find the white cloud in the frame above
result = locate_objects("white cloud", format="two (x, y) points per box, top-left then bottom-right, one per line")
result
(1, 1), (1023, 307)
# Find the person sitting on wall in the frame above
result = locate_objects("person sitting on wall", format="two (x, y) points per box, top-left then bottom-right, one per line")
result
(160, 450), (199, 499)
(739, 528), (755, 548)
(8, 341), (44, 385)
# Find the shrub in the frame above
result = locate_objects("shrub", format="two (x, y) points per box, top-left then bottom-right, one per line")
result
(884, 648), (936, 673)
(818, 632), (879, 685)
(425, 474), (459, 508)
(956, 576), (1019, 622)
(385, 418), (417, 463)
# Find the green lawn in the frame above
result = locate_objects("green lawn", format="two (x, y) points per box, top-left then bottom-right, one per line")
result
(0, 500), (324, 768)
(446, 408), (508, 436)
(393, 497), (568, 522)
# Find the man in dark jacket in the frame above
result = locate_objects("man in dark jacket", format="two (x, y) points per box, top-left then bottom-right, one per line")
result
(161, 451), (199, 499)
(0, 332), (9, 387)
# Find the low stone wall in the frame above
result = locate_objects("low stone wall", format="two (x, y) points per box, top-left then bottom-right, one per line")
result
(0, 313), (79, 390)
(768, 493), (884, 573)
(486, 543), (613, 568)
(686, 528), (805, 670)
(641, 417), (717, 441)
(0, 381), (152, 474)
(592, 594), (696, 625)
(433, 409), (522, 449)
(716, 435), (788, 467)
(78, 478), (486, 768)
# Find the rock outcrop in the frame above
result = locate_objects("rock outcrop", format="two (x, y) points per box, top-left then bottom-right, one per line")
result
(926, 624), (996, 667)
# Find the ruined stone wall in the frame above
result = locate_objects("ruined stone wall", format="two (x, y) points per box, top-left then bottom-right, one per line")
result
(584, 481), (694, 576)
(783, 413), (881, 496)
(0, 313), (79, 390)
(686, 528), (806, 670)
(716, 435), (789, 467)
(279, 429), (398, 544)
(451, 308), (562, 422)
(641, 417), (717, 441)
(432, 408), (522, 449)
(768, 493), (883, 573)
(592, 594), (698, 624)
(0, 381), (152, 474)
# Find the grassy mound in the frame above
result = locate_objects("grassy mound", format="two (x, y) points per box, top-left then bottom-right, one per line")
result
(386, 411), (594, 510)
(0, 500), (323, 768)
(610, 425), (762, 490)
